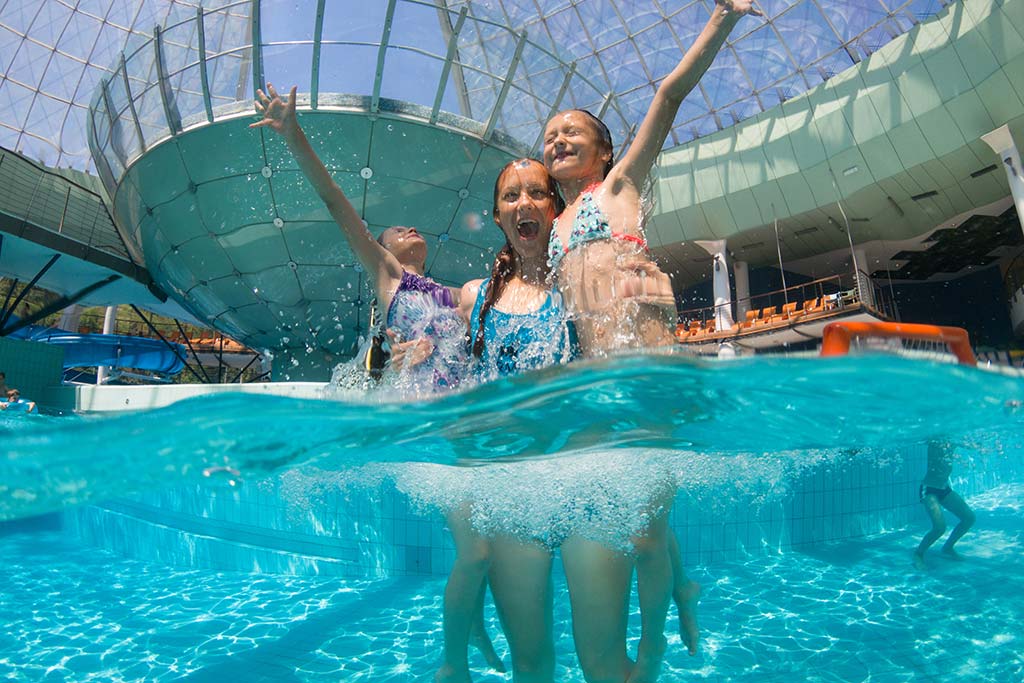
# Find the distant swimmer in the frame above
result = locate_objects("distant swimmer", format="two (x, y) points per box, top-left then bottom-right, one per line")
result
(1, 389), (37, 413)
(913, 441), (976, 569)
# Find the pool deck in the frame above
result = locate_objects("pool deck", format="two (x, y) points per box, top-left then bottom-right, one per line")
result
(43, 382), (330, 413)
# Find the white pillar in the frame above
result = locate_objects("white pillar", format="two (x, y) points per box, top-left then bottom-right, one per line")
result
(96, 305), (117, 384)
(733, 260), (750, 321)
(981, 125), (1024, 234)
(695, 240), (735, 331)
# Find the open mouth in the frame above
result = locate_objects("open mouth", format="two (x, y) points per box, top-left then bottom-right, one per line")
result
(516, 220), (540, 240)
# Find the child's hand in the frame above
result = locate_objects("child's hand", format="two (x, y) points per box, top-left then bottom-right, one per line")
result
(250, 83), (299, 137)
(386, 329), (434, 371)
(715, 0), (764, 17)
(617, 256), (676, 310)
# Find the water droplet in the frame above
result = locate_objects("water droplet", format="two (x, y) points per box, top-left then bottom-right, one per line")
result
(386, 124), (394, 131)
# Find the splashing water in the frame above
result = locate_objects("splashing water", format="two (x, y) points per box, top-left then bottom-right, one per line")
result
(3, 353), (1024, 524)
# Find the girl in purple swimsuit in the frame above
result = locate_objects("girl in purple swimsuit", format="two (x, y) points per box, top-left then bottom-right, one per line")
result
(252, 84), (467, 392)
(541, 3), (763, 681)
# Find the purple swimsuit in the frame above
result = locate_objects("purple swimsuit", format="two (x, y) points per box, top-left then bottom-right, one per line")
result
(386, 271), (466, 389)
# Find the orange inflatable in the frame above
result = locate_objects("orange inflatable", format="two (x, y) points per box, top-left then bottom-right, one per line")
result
(820, 322), (976, 366)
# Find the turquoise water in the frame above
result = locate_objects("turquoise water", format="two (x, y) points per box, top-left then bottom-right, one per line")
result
(4, 354), (1024, 520)
(2, 353), (1023, 681)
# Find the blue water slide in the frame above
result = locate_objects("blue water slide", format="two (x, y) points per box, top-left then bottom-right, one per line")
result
(16, 326), (186, 375)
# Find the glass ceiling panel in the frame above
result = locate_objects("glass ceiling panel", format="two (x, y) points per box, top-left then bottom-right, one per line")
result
(0, 0), (952, 173)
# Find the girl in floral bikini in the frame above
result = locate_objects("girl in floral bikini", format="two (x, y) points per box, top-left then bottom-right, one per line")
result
(252, 84), (467, 392)
(541, 2), (763, 681)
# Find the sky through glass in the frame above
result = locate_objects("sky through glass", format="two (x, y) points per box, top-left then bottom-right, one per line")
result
(0, 0), (953, 174)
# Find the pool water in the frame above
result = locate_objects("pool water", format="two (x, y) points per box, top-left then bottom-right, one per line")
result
(2, 483), (1020, 682)
(1, 354), (1023, 681)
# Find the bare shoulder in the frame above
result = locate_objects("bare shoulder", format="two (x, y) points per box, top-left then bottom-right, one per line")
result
(458, 279), (485, 322)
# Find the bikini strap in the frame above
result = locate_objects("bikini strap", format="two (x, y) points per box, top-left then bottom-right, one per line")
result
(611, 232), (649, 251)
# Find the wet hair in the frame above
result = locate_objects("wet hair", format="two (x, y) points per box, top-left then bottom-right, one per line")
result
(471, 159), (565, 358)
(570, 109), (615, 178)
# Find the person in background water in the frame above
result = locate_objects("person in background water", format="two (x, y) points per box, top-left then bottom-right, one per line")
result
(913, 441), (976, 569)
(251, 83), (467, 391)
(391, 159), (574, 683)
(0, 371), (8, 396)
(539, 2), (763, 680)
(1, 389), (37, 413)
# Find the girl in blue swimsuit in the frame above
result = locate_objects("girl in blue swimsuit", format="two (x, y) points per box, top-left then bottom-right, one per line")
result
(541, 3), (764, 681)
(390, 159), (573, 683)
(455, 159), (574, 683)
(252, 84), (467, 392)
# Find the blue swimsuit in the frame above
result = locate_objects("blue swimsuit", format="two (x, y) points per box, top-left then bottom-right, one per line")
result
(386, 271), (466, 389)
(468, 278), (578, 379)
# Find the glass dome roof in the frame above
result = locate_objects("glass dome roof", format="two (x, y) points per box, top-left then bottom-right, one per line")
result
(1, 0), (952, 173)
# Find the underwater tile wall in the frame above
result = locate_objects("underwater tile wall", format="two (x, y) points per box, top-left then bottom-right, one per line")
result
(65, 443), (1023, 578)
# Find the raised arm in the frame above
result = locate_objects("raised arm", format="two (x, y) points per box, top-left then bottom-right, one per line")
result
(251, 84), (403, 296)
(612, 1), (762, 192)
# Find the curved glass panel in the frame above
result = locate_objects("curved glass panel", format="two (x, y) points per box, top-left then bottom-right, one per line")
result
(0, 0), (949, 172)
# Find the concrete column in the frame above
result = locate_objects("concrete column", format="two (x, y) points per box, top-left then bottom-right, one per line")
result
(981, 125), (1024, 235)
(695, 240), (735, 331)
(733, 260), (750, 321)
(96, 305), (117, 385)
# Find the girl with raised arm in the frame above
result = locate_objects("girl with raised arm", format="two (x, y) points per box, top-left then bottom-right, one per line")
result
(541, 3), (763, 681)
(253, 83), (503, 677)
(251, 84), (467, 391)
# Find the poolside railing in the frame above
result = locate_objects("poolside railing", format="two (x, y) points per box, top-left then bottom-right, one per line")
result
(677, 270), (899, 333)
(0, 147), (141, 271)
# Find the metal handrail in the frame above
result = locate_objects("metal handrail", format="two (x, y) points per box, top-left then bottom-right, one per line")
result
(0, 147), (135, 266)
(677, 270), (899, 328)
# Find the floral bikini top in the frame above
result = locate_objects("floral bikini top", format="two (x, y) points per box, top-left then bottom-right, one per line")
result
(547, 183), (648, 272)
(385, 270), (466, 390)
